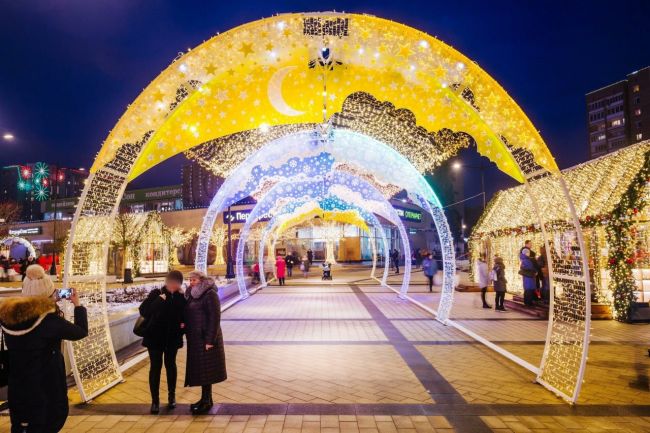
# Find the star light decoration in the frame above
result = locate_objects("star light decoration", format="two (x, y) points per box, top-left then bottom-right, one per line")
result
(91, 13), (557, 183)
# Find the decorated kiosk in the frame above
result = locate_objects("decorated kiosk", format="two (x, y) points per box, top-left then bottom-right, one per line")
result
(470, 141), (650, 321)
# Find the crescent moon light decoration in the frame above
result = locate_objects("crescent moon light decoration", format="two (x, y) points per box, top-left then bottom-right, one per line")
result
(267, 66), (304, 117)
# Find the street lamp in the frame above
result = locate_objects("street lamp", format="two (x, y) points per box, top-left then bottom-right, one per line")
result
(50, 165), (60, 276)
(225, 206), (235, 279)
(451, 160), (486, 210)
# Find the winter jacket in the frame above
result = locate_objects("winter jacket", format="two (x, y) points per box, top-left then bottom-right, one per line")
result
(476, 260), (489, 288)
(138, 286), (186, 351)
(275, 258), (286, 278)
(184, 279), (227, 386)
(519, 248), (537, 291)
(493, 262), (507, 292)
(0, 297), (88, 433)
(422, 258), (437, 277)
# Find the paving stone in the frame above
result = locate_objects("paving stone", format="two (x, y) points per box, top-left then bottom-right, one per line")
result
(38, 278), (649, 433)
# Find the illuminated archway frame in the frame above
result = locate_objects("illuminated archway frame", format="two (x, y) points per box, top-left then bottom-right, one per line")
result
(193, 130), (449, 301)
(64, 12), (590, 404)
(254, 197), (396, 288)
(236, 176), (412, 296)
(260, 207), (390, 286)
(0, 236), (37, 259)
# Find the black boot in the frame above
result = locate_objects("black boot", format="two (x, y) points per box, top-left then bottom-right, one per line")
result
(191, 385), (214, 414)
(190, 397), (203, 412)
(150, 401), (160, 414)
(168, 392), (176, 409)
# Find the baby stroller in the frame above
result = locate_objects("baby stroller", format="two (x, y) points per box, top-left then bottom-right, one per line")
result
(321, 262), (332, 280)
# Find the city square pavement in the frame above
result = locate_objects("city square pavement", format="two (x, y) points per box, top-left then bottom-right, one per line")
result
(3, 266), (649, 432)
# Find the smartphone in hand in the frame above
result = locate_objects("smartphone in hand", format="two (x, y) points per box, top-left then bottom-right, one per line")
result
(57, 288), (73, 299)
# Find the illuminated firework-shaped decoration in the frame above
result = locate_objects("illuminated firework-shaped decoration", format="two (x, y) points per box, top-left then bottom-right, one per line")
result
(34, 162), (49, 178)
(32, 162), (51, 201)
(16, 162), (52, 201)
(20, 166), (31, 179)
(34, 184), (50, 201)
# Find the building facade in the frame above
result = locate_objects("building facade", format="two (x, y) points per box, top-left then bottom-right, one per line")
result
(586, 66), (650, 159)
(0, 163), (88, 221)
(182, 161), (225, 208)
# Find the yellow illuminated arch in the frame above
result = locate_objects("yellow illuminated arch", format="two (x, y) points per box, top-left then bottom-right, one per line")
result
(92, 13), (556, 182)
(274, 208), (370, 236)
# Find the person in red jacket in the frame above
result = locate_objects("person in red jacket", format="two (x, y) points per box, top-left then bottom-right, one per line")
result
(275, 256), (286, 286)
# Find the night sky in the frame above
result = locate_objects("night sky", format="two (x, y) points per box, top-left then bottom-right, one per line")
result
(1, 0), (649, 201)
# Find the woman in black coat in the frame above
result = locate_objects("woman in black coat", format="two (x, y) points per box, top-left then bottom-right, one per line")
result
(138, 270), (186, 414)
(184, 270), (226, 414)
(0, 291), (88, 433)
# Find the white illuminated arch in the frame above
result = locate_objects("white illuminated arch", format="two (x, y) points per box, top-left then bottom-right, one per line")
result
(0, 236), (37, 259)
(258, 207), (390, 286)
(194, 130), (453, 316)
(234, 174), (412, 297)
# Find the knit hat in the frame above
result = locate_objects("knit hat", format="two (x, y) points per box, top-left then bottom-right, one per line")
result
(188, 270), (208, 280)
(22, 264), (55, 298)
(166, 270), (184, 284)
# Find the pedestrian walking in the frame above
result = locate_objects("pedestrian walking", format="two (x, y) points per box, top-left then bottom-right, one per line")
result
(251, 262), (260, 284)
(391, 249), (400, 274)
(301, 256), (310, 278)
(138, 270), (186, 414)
(0, 289), (87, 433)
(519, 240), (537, 306)
(184, 271), (227, 415)
(422, 253), (438, 292)
(275, 255), (286, 286)
(414, 248), (422, 269)
(285, 253), (294, 277)
(307, 249), (313, 265)
(476, 254), (491, 308)
(493, 256), (507, 311)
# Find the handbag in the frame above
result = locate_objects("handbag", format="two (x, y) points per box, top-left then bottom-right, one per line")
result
(518, 268), (537, 278)
(133, 315), (149, 338)
(0, 330), (9, 387)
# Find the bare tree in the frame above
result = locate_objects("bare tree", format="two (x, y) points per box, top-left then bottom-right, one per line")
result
(0, 201), (22, 236)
